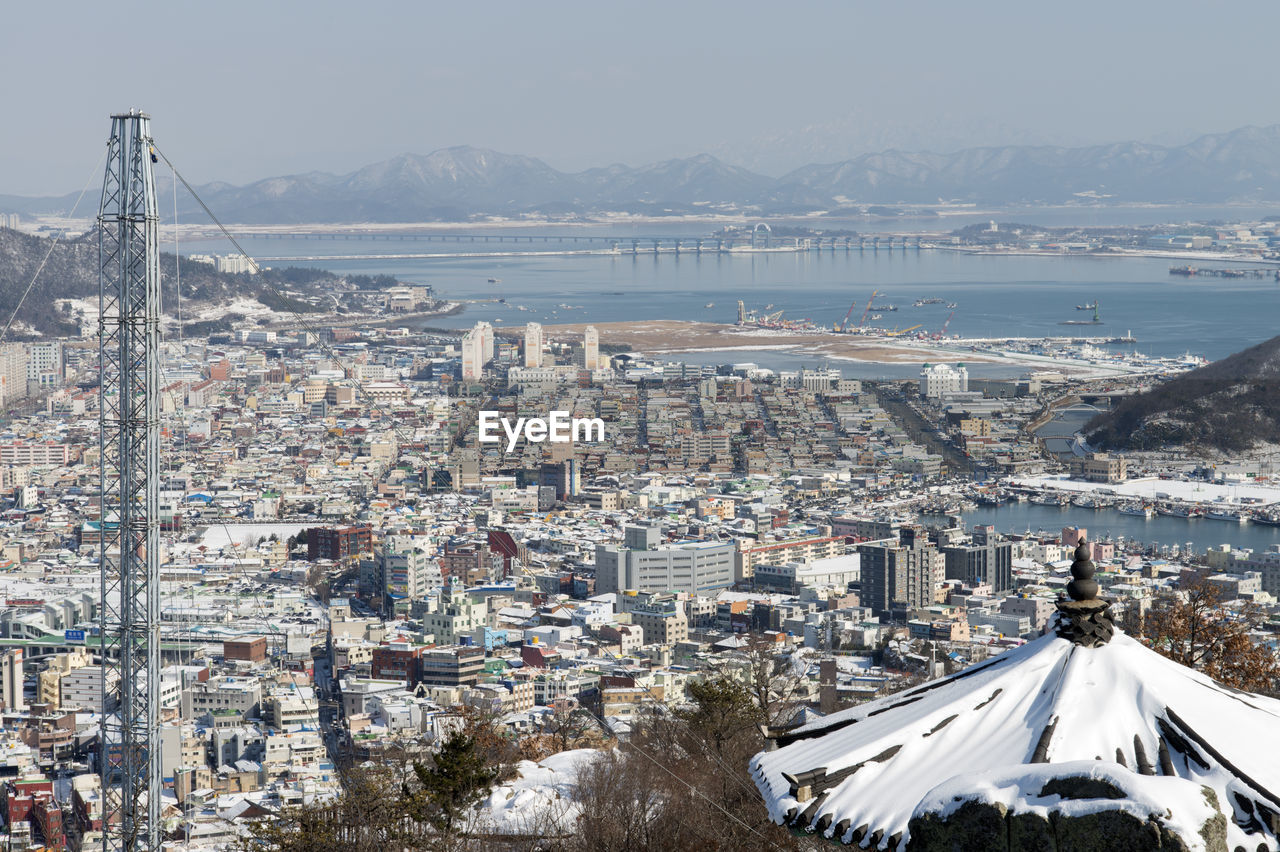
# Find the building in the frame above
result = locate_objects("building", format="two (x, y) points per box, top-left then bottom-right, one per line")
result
(539, 459), (580, 500)
(377, 544), (440, 613)
(0, 344), (29, 406)
(524, 322), (543, 368)
(0, 649), (23, 711)
(26, 341), (63, 388)
(423, 587), (488, 645)
(858, 526), (940, 618)
(941, 525), (1014, 593)
(919, 363), (968, 398)
(1071, 452), (1128, 483)
(582, 326), (600, 370)
(461, 321), (494, 382)
(223, 637), (267, 663)
(306, 524), (372, 561)
(627, 596), (689, 646)
(737, 534), (845, 581)
(753, 554), (861, 594)
(418, 646), (486, 688)
(181, 677), (261, 719)
(370, 643), (426, 685)
(595, 526), (735, 595)
(61, 666), (120, 713)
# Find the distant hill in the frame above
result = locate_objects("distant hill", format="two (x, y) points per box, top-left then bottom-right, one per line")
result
(0, 227), (342, 336)
(8, 125), (1280, 223)
(1085, 336), (1280, 453)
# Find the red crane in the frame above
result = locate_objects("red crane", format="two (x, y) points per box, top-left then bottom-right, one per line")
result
(857, 289), (879, 330)
(933, 310), (955, 340)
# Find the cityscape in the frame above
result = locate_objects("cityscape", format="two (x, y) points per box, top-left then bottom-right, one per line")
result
(3, 3), (1280, 851)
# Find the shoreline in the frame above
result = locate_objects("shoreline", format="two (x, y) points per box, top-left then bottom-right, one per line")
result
(539, 320), (1149, 376)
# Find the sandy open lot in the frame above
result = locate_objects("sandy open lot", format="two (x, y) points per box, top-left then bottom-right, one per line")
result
(541, 320), (1002, 365)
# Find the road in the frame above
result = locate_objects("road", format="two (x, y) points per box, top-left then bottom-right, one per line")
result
(870, 382), (975, 477)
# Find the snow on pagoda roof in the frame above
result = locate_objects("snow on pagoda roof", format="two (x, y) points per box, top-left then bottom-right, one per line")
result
(751, 629), (1280, 850)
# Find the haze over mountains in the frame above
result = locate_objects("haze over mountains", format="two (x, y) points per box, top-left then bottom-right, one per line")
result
(6, 125), (1280, 223)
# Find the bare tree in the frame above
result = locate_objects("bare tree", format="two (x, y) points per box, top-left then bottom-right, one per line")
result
(1141, 571), (1280, 695)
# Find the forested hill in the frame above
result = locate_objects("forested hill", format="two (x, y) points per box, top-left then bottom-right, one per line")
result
(0, 226), (343, 336)
(1086, 335), (1280, 453)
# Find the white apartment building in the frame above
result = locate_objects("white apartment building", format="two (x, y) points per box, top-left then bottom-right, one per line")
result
(524, 322), (543, 368)
(919, 363), (968, 398)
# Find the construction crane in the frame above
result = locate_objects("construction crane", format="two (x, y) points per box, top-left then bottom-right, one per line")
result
(838, 299), (859, 332)
(98, 110), (162, 851)
(885, 324), (923, 337)
(858, 289), (879, 329)
(932, 310), (955, 340)
(762, 310), (785, 325)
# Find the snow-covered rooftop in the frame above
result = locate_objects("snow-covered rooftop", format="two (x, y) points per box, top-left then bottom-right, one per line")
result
(751, 628), (1280, 850)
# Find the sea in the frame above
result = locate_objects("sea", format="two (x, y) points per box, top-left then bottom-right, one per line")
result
(181, 213), (1280, 379)
(958, 503), (1280, 556)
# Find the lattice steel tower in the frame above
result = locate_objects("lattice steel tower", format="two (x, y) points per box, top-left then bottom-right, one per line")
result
(98, 110), (161, 852)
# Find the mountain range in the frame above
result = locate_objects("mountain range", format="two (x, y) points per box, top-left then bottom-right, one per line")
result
(6, 125), (1280, 223)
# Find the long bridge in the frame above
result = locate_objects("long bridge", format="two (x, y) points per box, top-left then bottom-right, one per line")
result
(179, 225), (942, 259)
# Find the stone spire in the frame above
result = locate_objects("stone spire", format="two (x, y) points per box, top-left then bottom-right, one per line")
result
(1055, 535), (1114, 647)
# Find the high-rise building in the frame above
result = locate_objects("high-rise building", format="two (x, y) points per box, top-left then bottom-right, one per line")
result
(539, 459), (580, 500)
(377, 542), (441, 614)
(942, 524), (1014, 593)
(26, 341), (63, 388)
(858, 526), (939, 618)
(583, 325), (600, 370)
(461, 321), (494, 381)
(0, 649), (23, 711)
(0, 344), (29, 406)
(524, 322), (543, 368)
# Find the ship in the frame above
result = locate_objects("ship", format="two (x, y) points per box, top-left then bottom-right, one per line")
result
(946, 302), (958, 309)
(913, 297), (945, 307)
(487, 277), (502, 283)
(1156, 504), (1202, 519)
(870, 304), (898, 312)
(705, 302), (714, 308)
(1205, 509), (1249, 523)
(1076, 301), (1098, 311)
(1250, 513), (1280, 526)
(1061, 301), (1102, 325)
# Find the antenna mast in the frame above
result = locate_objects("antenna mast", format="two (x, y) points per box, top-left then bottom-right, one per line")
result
(98, 109), (162, 852)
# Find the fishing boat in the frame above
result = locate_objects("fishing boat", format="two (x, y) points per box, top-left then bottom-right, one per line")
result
(1118, 502), (1155, 519)
(1156, 504), (1203, 519)
(488, 277), (502, 283)
(1205, 509), (1249, 524)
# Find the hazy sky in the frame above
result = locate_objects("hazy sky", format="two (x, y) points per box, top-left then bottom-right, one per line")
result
(5, 0), (1279, 195)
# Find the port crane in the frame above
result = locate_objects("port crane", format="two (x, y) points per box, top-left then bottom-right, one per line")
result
(857, 289), (879, 330)
(837, 300), (858, 332)
(931, 310), (955, 340)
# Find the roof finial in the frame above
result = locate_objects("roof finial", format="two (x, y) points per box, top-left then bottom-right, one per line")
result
(1055, 532), (1114, 647)
(1066, 537), (1099, 602)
